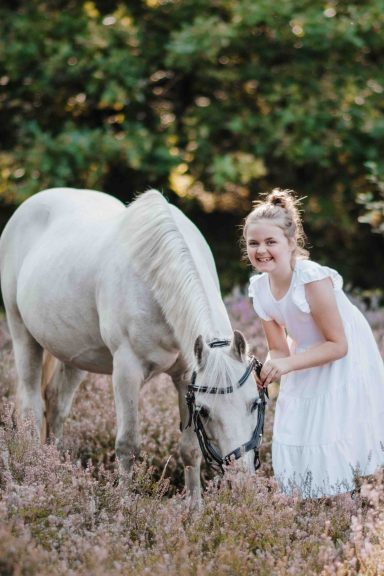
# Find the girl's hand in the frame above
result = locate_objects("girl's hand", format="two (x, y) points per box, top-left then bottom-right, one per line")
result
(253, 370), (264, 391)
(260, 358), (291, 387)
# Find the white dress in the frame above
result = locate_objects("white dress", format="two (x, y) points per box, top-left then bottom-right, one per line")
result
(248, 259), (384, 498)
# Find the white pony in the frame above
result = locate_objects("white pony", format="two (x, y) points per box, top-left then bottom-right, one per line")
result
(0, 188), (261, 503)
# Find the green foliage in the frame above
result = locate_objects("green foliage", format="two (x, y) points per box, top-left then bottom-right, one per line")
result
(1, 0), (384, 287)
(0, 1), (178, 202)
(358, 161), (384, 234)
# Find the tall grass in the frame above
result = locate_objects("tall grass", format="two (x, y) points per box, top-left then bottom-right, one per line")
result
(0, 294), (383, 575)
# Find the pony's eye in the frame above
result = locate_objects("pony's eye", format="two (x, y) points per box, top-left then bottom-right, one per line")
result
(198, 406), (210, 419)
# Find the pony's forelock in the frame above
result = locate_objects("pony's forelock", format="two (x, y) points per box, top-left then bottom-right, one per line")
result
(195, 346), (246, 403)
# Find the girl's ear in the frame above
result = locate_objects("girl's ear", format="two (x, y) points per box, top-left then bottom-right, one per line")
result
(230, 330), (247, 361)
(288, 237), (296, 250)
(289, 237), (297, 260)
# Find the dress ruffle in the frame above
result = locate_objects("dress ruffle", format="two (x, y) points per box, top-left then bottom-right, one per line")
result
(292, 260), (343, 314)
(248, 274), (272, 321)
(273, 427), (384, 497)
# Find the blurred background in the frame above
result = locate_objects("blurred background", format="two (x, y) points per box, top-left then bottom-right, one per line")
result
(0, 0), (383, 295)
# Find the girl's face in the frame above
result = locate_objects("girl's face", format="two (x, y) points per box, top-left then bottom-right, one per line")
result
(246, 221), (295, 274)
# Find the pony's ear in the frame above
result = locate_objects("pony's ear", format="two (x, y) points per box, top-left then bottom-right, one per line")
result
(230, 330), (247, 361)
(194, 335), (209, 367)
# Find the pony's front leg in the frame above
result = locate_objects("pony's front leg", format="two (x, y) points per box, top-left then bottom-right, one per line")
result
(177, 383), (202, 508)
(180, 428), (203, 508)
(112, 346), (143, 475)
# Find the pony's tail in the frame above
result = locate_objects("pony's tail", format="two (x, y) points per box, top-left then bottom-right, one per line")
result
(41, 350), (58, 442)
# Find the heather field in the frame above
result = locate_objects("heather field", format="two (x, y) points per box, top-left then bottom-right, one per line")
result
(1, 294), (384, 576)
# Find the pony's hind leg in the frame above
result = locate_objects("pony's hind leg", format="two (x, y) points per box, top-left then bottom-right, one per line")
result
(7, 309), (45, 439)
(44, 356), (84, 442)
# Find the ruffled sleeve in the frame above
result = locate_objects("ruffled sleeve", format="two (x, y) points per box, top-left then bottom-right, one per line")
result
(292, 260), (343, 313)
(248, 274), (272, 321)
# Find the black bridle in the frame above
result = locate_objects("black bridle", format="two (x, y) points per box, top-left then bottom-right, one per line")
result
(185, 339), (268, 475)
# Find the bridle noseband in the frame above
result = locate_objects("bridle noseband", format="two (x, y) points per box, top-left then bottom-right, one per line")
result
(185, 339), (268, 475)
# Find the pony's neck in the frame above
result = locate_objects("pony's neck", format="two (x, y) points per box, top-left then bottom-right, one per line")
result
(168, 201), (232, 348)
(122, 190), (232, 365)
(197, 274), (232, 340)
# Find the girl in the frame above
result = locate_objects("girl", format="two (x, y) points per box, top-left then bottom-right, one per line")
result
(244, 188), (384, 498)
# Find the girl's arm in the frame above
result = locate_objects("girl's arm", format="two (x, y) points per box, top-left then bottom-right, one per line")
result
(262, 319), (290, 359)
(253, 319), (289, 389)
(260, 277), (348, 386)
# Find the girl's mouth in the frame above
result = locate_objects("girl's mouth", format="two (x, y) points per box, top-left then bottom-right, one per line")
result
(257, 257), (273, 263)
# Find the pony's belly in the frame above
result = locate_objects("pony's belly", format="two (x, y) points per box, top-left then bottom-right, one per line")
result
(25, 320), (114, 374)
(29, 316), (113, 372)
(18, 282), (113, 374)
(51, 345), (114, 374)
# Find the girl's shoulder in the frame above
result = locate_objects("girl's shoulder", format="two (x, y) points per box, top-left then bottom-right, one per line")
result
(248, 273), (272, 321)
(294, 259), (343, 289)
(292, 260), (343, 314)
(248, 272), (268, 297)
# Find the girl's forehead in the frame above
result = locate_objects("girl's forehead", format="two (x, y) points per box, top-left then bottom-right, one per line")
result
(246, 221), (285, 239)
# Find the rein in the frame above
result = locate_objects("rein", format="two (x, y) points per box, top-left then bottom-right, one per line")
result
(185, 339), (268, 475)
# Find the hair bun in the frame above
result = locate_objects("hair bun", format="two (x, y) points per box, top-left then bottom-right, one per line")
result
(267, 188), (295, 210)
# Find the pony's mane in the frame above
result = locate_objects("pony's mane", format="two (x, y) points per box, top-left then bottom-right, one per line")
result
(123, 190), (217, 363)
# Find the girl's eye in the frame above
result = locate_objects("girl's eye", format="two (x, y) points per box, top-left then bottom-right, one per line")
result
(267, 240), (276, 245)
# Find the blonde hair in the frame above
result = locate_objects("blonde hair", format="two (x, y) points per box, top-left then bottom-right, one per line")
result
(242, 188), (309, 260)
